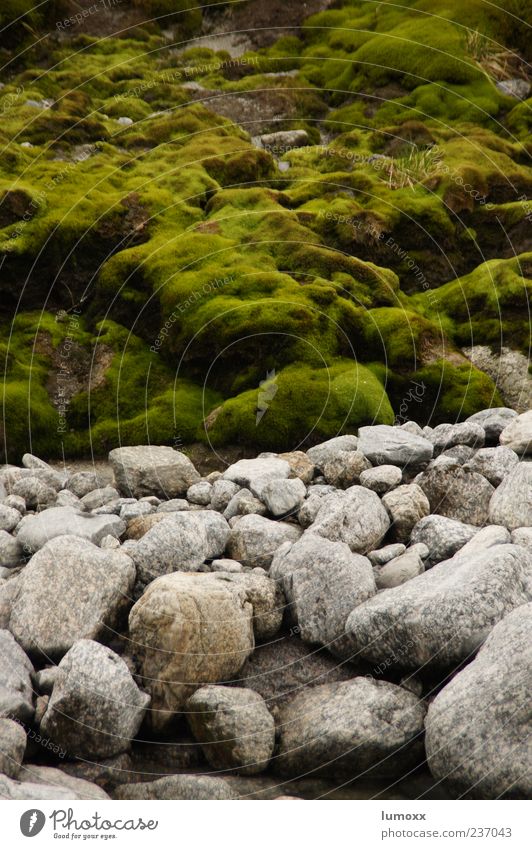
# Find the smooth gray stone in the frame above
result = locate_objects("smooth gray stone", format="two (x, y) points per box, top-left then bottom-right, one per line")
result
(426, 604), (532, 798)
(358, 425), (433, 468)
(109, 445), (200, 498)
(271, 532), (375, 651)
(368, 543), (406, 566)
(186, 685), (275, 775)
(428, 422), (485, 455)
(8, 536), (135, 658)
(499, 410), (532, 455)
(222, 458), (290, 487)
(227, 514), (302, 569)
(489, 462), (532, 529)
(0, 530), (23, 567)
(0, 718), (26, 779)
(381, 484), (430, 543)
(464, 445), (520, 486)
(308, 486), (390, 554)
(258, 477), (306, 516)
(4, 766), (110, 800)
(306, 435), (359, 471)
(410, 514), (477, 567)
(16, 506), (125, 553)
(0, 629), (35, 722)
(114, 774), (237, 800)
(417, 464), (494, 525)
(359, 465), (402, 494)
(344, 544), (532, 670)
(275, 678), (426, 779)
(40, 639), (150, 759)
(467, 407), (517, 442)
(375, 549), (424, 589)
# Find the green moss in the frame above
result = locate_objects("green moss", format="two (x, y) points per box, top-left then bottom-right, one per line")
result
(413, 360), (503, 423)
(422, 254), (532, 353)
(206, 359), (394, 451)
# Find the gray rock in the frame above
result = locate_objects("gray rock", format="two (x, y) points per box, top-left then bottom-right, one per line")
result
(358, 425), (433, 468)
(428, 422), (485, 455)
(496, 78), (531, 100)
(109, 445), (200, 498)
(512, 527), (532, 548)
(306, 435), (359, 470)
(222, 458), (290, 488)
(114, 774), (237, 800)
(439, 444), (476, 463)
(270, 533), (375, 651)
(275, 678), (426, 779)
(9, 536), (135, 658)
(128, 572), (254, 730)
(224, 488), (267, 520)
(406, 542), (429, 560)
(100, 534), (121, 550)
(345, 544), (532, 669)
(55, 489), (82, 509)
(190, 511), (230, 560)
(206, 570), (284, 639)
(119, 501), (154, 522)
(186, 685), (275, 775)
(239, 637), (353, 707)
(207, 558), (244, 573)
(454, 525), (511, 558)
(297, 489), (335, 528)
(0, 505), (21, 533)
(156, 498), (191, 512)
(227, 514), (302, 569)
(21, 454), (53, 472)
(34, 666), (59, 695)
(16, 506), (125, 554)
(308, 486), (390, 554)
(381, 484), (430, 543)
(499, 410), (532, 455)
(368, 543), (406, 566)
(80, 486), (120, 510)
(11, 477), (56, 510)
(0, 578), (19, 628)
(322, 450), (371, 489)
(0, 717), (26, 778)
(259, 478), (306, 516)
(489, 462), (532, 529)
(0, 530), (23, 567)
(210, 479), (240, 512)
(65, 471), (102, 497)
(129, 512), (208, 588)
(375, 549), (424, 589)
(426, 604), (532, 798)
(410, 514), (477, 567)
(417, 465), (494, 525)
(40, 640), (149, 759)
(0, 630), (34, 722)
(400, 420), (426, 437)
(10, 765), (110, 799)
(187, 481), (212, 505)
(359, 465), (402, 494)
(260, 129), (309, 149)
(2, 495), (26, 515)
(467, 407), (518, 442)
(464, 445), (520, 486)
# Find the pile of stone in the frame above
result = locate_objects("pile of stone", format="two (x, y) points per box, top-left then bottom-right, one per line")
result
(0, 408), (530, 800)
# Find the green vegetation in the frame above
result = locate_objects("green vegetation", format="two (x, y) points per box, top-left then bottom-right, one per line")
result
(0, 0), (530, 458)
